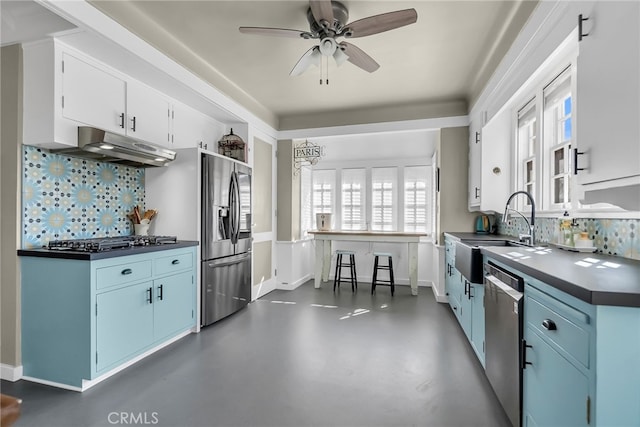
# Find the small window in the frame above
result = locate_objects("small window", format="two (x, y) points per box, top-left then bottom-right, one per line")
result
(543, 67), (572, 209)
(341, 168), (366, 230)
(371, 167), (397, 231)
(312, 169), (335, 228)
(404, 166), (429, 232)
(516, 98), (537, 209)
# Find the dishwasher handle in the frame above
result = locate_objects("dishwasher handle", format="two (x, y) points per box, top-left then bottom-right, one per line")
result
(484, 274), (523, 302)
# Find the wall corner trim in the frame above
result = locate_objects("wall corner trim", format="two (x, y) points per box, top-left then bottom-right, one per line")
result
(0, 363), (23, 382)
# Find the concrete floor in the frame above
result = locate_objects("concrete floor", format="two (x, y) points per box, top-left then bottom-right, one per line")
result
(2, 281), (511, 427)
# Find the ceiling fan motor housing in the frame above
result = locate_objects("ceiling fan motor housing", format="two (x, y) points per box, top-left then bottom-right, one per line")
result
(306, 1), (349, 34)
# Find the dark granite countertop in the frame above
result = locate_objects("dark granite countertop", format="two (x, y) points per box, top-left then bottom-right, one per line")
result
(443, 231), (640, 307)
(444, 232), (511, 242)
(17, 241), (199, 261)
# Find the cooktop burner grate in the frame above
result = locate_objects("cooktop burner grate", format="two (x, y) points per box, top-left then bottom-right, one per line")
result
(47, 235), (178, 252)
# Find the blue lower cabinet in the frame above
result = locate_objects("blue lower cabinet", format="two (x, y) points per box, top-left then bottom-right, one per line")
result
(153, 271), (195, 341)
(443, 237), (485, 366)
(21, 246), (197, 389)
(97, 282), (155, 371)
(523, 327), (590, 427)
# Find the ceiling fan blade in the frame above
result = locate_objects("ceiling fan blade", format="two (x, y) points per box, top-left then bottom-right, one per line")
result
(290, 46), (322, 76)
(345, 9), (417, 38)
(340, 42), (380, 73)
(239, 27), (308, 39)
(309, 0), (334, 27)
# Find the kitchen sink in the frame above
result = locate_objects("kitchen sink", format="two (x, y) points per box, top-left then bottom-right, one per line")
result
(455, 239), (531, 283)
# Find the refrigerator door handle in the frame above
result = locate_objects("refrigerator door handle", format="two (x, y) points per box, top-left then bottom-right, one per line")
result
(231, 171), (240, 244)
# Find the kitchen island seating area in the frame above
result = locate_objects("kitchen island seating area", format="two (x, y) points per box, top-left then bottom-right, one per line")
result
(309, 230), (426, 296)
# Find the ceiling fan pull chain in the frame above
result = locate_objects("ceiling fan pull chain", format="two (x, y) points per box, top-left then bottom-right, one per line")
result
(326, 58), (329, 85)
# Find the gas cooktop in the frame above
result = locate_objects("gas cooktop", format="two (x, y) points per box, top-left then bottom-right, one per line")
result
(47, 236), (178, 252)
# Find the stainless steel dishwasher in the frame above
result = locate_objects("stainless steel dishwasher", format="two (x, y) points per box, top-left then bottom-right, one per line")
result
(484, 261), (524, 427)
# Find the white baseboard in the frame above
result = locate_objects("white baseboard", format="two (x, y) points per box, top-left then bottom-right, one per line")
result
(276, 273), (313, 291)
(254, 277), (277, 299)
(0, 363), (23, 382)
(431, 282), (449, 303)
(21, 330), (192, 392)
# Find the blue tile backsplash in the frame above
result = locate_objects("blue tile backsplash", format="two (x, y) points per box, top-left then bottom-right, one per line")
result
(22, 146), (144, 248)
(497, 215), (640, 260)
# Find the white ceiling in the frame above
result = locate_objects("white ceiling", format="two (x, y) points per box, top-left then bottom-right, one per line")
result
(85, 0), (538, 130)
(1, 0), (538, 133)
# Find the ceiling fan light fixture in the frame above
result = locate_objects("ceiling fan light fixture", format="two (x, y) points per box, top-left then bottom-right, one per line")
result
(319, 37), (337, 56)
(333, 47), (348, 66)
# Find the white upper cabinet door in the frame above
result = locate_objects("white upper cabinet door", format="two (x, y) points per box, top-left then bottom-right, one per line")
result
(468, 128), (482, 209)
(126, 80), (171, 147)
(171, 102), (222, 150)
(62, 53), (126, 135)
(576, 1), (640, 185)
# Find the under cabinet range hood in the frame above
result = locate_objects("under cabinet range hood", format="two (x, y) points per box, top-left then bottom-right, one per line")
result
(51, 127), (176, 167)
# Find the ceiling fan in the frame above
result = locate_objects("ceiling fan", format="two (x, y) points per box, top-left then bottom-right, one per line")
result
(239, 0), (417, 78)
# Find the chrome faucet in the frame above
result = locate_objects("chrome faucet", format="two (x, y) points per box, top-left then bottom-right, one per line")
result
(503, 191), (536, 246)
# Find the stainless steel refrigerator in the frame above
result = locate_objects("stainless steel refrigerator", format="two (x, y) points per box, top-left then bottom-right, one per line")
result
(201, 153), (252, 326)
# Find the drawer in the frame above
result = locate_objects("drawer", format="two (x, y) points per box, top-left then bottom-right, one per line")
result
(154, 252), (193, 276)
(525, 294), (590, 369)
(96, 260), (152, 290)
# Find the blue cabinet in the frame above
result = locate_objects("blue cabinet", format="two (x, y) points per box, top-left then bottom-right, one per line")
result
(444, 235), (485, 366)
(523, 282), (593, 427)
(97, 281), (155, 371)
(21, 246), (197, 390)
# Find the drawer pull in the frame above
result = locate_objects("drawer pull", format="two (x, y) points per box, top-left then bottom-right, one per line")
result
(171, 259), (180, 265)
(121, 268), (133, 275)
(542, 319), (557, 331)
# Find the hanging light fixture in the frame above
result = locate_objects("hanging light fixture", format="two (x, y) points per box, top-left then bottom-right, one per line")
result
(217, 128), (246, 162)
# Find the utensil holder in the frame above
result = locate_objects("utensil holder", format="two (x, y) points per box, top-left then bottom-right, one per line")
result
(134, 223), (150, 236)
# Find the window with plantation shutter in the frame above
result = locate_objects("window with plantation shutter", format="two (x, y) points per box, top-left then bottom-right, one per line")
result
(404, 166), (429, 232)
(312, 169), (335, 228)
(371, 167), (397, 231)
(341, 168), (366, 230)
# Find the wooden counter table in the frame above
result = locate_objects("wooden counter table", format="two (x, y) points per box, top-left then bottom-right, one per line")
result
(308, 230), (427, 295)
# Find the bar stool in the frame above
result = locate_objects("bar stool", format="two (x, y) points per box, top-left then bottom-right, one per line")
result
(371, 252), (395, 296)
(333, 250), (357, 292)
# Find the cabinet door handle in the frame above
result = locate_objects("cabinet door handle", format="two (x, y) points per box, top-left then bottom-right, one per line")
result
(578, 14), (589, 42)
(520, 339), (533, 369)
(468, 283), (473, 300)
(158, 284), (164, 301)
(171, 259), (180, 265)
(131, 116), (137, 132)
(146, 287), (153, 304)
(119, 113), (125, 129)
(474, 187), (480, 199)
(542, 319), (557, 331)
(573, 148), (586, 174)
(121, 268), (132, 275)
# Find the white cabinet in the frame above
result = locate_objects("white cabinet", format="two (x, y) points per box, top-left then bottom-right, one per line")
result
(24, 39), (171, 149)
(126, 80), (171, 146)
(171, 102), (222, 150)
(468, 126), (482, 209)
(62, 52), (126, 135)
(575, 1), (640, 208)
(468, 109), (511, 212)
